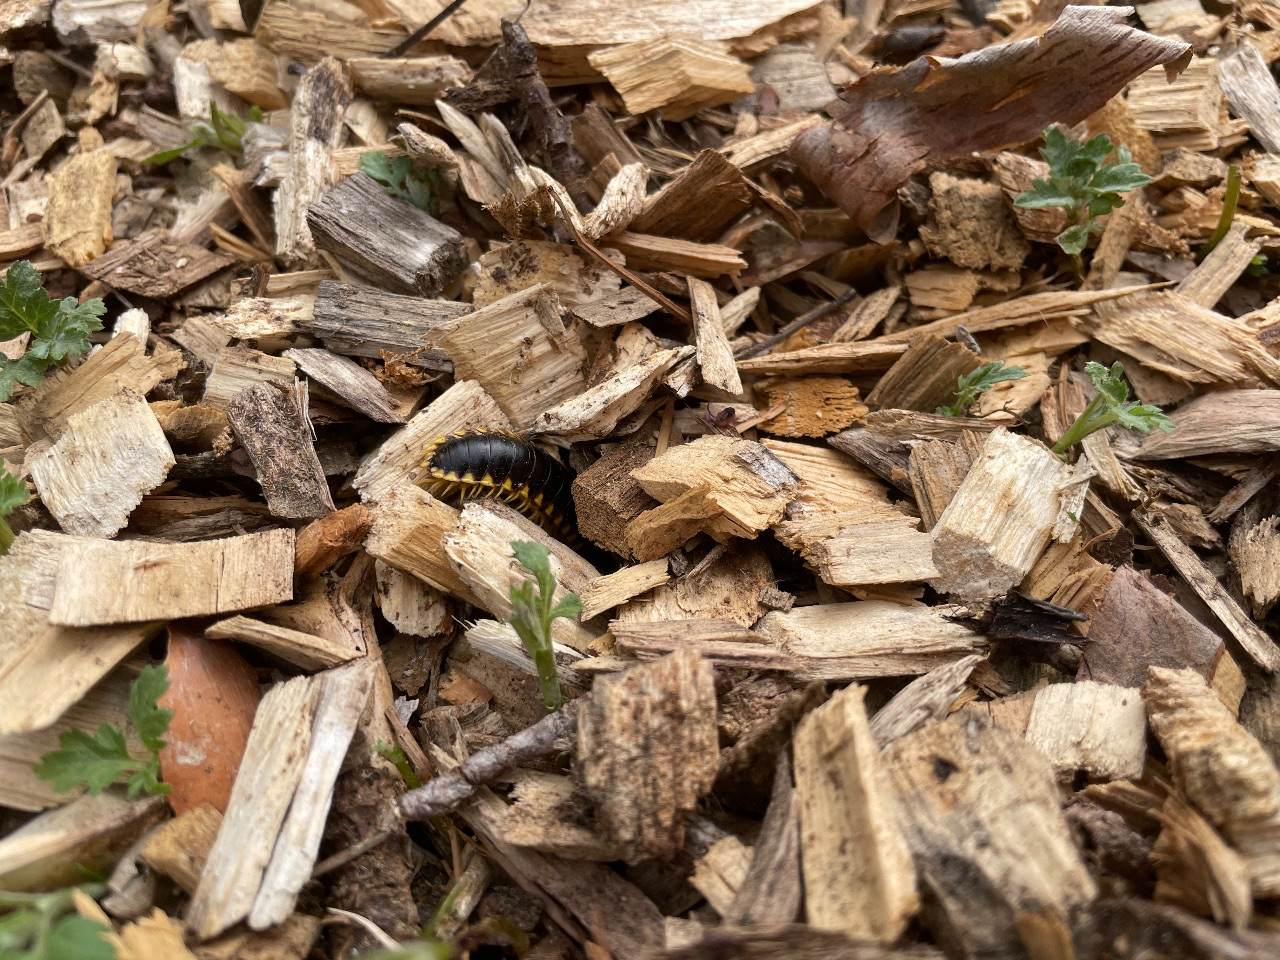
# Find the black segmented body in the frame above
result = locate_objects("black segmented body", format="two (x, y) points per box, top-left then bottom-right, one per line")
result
(419, 429), (578, 542)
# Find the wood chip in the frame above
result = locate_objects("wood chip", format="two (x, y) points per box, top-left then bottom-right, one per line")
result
(228, 383), (336, 519)
(48, 529), (295, 626)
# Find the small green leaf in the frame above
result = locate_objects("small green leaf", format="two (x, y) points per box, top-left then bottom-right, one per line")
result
(128, 664), (172, 754)
(1089, 162), (1152, 194)
(1014, 180), (1076, 209)
(549, 594), (583, 622)
(34, 726), (135, 795)
(141, 141), (198, 165)
(1056, 223), (1091, 255)
(44, 914), (118, 960)
(0, 468), (30, 517)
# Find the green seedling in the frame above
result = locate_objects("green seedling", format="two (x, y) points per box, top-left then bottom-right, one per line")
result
(374, 741), (422, 790)
(0, 885), (116, 960)
(142, 103), (264, 165)
(936, 360), (1028, 416)
(0, 261), (106, 402)
(1199, 165), (1268, 275)
(1050, 361), (1173, 458)
(0, 467), (30, 555)
(1015, 127), (1152, 259)
(509, 541), (582, 713)
(35, 665), (173, 799)
(361, 151), (441, 216)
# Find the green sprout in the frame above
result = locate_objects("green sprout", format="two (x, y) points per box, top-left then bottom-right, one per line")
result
(1050, 361), (1173, 458)
(0, 885), (117, 960)
(936, 360), (1028, 416)
(142, 103), (264, 165)
(35, 665), (173, 799)
(1015, 127), (1152, 260)
(509, 541), (581, 713)
(0, 261), (106, 402)
(0, 467), (30, 555)
(1198, 165), (1268, 275)
(374, 741), (422, 790)
(360, 152), (441, 216)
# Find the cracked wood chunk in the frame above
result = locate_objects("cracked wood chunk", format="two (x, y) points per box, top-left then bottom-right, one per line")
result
(576, 648), (718, 862)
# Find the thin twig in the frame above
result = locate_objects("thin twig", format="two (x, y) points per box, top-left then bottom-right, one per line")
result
(397, 697), (583, 820)
(311, 829), (395, 880)
(381, 0), (469, 58)
(733, 287), (860, 360)
(548, 190), (693, 324)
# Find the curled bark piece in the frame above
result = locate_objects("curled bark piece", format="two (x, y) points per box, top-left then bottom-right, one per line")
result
(791, 6), (1190, 241)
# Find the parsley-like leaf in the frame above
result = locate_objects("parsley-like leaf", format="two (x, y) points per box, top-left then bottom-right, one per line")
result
(34, 666), (172, 798)
(0, 468), (29, 516)
(44, 915), (118, 960)
(1015, 126), (1152, 263)
(360, 151), (441, 214)
(0, 262), (105, 401)
(129, 664), (173, 755)
(936, 360), (1028, 416)
(1050, 360), (1174, 457)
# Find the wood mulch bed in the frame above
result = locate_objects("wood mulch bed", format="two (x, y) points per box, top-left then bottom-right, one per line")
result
(2, 0), (1280, 957)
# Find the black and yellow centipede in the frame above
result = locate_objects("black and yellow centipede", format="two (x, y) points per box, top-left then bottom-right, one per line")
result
(418, 429), (579, 543)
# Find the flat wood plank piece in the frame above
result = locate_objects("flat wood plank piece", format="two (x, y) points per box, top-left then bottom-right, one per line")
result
(795, 683), (917, 941)
(1135, 510), (1280, 673)
(307, 171), (467, 296)
(884, 712), (1097, 957)
(228, 383), (336, 519)
(203, 346), (297, 411)
(48, 529), (295, 626)
(588, 36), (754, 122)
(1138, 390), (1280, 459)
(283, 348), (405, 424)
(0, 531), (154, 736)
(1147, 666), (1280, 897)
(579, 559), (669, 620)
(756, 601), (985, 680)
(307, 280), (467, 369)
(79, 228), (234, 298)
(42, 143), (116, 267)
(577, 648), (718, 861)
(187, 671), (320, 939)
(204, 616), (362, 670)
(250, 659), (377, 929)
(27, 389), (174, 538)
(603, 230), (745, 278)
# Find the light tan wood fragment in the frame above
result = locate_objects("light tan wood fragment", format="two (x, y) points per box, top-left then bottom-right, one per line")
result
(435, 285), (586, 429)
(806, 517), (939, 588)
(577, 648), (719, 861)
(529, 345), (691, 442)
(42, 144), (115, 266)
(735, 341), (908, 376)
(202, 346), (296, 411)
(615, 541), (772, 628)
(870, 654), (984, 749)
(931, 427), (1067, 601)
(1135, 510), (1280, 673)
(756, 601), (985, 681)
(588, 36), (753, 121)
(180, 38), (286, 109)
(354, 380), (508, 503)
(27, 389), (173, 538)
(884, 713), (1097, 957)
(604, 230), (746, 278)
(632, 149), (754, 241)
(49, 529), (295, 626)
(795, 683), (917, 940)
(580, 560), (670, 620)
(690, 835), (752, 917)
(1177, 223), (1262, 308)
(1151, 793), (1252, 931)
(865, 334), (985, 413)
(1025, 681), (1146, 781)
(365, 484), (480, 605)
(762, 439), (891, 519)
(0, 667), (134, 810)
(347, 55), (470, 105)
(374, 561), (450, 637)
(472, 240), (620, 309)
(204, 616), (360, 670)
(0, 531), (153, 736)
(1218, 38), (1280, 153)
(16, 333), (182, 444)
(1139, 389), (1280, 458)
(443, 502), (599, 652)
(920, 172), (1030, 270)
(0, 792), (167, 893)
(689, 277), (742, 394)
(139, 804), (223, 894)
(294, 504), (374, 578)
(1147, 666), (1280, 897)
(496, 771), (626, 861)
(1232, 517), (1280, 619)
